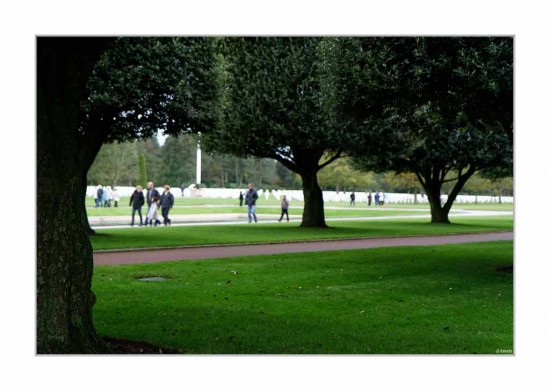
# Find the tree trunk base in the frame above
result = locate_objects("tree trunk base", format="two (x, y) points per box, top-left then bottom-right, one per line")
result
(299, 222), (329, 228)
(430, 217), (451, 224)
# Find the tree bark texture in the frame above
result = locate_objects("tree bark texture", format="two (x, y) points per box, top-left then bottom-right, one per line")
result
(299, 169), (328, 228)
(426, 193), (450, 224)
(37, 38), (110, 353)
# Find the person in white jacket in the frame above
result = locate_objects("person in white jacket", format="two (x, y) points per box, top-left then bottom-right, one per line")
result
(112, 187), (120, 207)
(146, 195), (161, 226)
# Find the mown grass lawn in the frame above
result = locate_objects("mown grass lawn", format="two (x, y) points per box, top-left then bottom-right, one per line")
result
(86, 204), (427, 218)
(86, 196), (513, 216)
(92, 241), (513, 354)
(91, 216), (513, 251)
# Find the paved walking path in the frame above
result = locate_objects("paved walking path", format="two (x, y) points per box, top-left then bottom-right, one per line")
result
(93, 231), (513, 266)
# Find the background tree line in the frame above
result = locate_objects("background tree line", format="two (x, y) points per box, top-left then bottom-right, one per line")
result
(87, 135), (290, 189)
(88, 136), (512, 198)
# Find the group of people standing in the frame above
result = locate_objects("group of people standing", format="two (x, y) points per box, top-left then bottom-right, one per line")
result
(95, 185), (119, 208)
(349, 191), (386, 206)
(129, 182), (174, 226)
(239, 183), (290, 223)
(367, 191), (386, 206)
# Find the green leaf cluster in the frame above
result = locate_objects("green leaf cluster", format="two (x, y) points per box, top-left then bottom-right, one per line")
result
(81, 37), (219, 146)
(333, 37), (512, 174)
(205, 37), (344, 173)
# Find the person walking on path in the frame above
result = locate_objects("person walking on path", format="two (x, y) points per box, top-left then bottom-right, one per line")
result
(144, 181), (161, 226)
(129, 185), (145, 226)
(367, 192), (372, 206)
(374, 191), (380, 206)
(278, 195), (290, 222)
(245, 183), (259, 223)
(160, 185), (175, 226)
(102, 186), (111, 207)
(112, 186), (120, 207)
(350, 192), (356, 206)
(107, 186), (115, 207)
(146, 195), (161, 226)
(95, 184), (103, 207)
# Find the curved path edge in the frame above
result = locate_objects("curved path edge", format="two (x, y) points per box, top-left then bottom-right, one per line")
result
(93, 231), (513, 266)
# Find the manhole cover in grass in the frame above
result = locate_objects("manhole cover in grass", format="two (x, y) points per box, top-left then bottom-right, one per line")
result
(136, 276), (169, 282)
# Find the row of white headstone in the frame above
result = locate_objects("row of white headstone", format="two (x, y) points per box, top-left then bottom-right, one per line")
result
(86, 186), (513, 204)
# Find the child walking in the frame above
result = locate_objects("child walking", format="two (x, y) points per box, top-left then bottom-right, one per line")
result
(278, 195), (290, 222)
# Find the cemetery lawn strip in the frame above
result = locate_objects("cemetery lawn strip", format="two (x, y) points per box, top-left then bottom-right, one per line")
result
(86, 205), (425, 218)
(93, 241), (513, 354)
(91, 216), (513, 251)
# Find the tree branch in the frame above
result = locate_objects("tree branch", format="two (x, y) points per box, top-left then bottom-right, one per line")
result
(443, 165), (477, 213)
(415, 171), (427, 189)
(318, 150), (343, 170)
(273, 155), (298, 173)
(441, 176), (459, 184)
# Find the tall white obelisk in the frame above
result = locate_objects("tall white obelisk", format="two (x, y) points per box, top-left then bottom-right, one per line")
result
(196, 132), (202, 185)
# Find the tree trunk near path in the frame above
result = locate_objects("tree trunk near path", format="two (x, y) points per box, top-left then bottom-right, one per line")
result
(427, 195), (451, 223)
(420, 167), (476, 224)
(37, 38), (111, 353)
(422, 178), (451, 224)
(299, 169), (327, 228)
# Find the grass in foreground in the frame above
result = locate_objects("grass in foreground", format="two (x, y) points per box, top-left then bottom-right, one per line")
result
(91, 216), (513, 251)
(92, 241), (513, 354)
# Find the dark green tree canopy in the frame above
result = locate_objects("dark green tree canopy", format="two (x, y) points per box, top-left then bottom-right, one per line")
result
(78, 37), (220, 167)
(341, 37), (513, 171)
(333, 37), (512, 138)
(332, 37), (513, 223)
(206, 37), (343, 172)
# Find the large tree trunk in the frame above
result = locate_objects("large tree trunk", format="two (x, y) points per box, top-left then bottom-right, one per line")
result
(426, 191), (451, 224)
(418, 170), (451, 224)
(83, 172), (96, 236)
(37, 38), (111, 353)
(299, 169), (328, 228)
(419, 166), (476, 224)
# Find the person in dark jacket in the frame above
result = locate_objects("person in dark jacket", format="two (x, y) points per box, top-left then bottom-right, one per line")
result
(95, 184), (103, 207)
(278, 195), (289, 222)
(160, 185), (175, 226)
(129, 185), (145, 226)
(144, 181), (161, 226)
(239, 191), (244, 207)
(245, 183), (259, 223)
